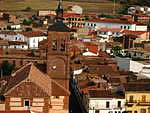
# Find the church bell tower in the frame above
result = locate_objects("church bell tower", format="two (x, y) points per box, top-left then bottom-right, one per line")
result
(47, 0), (71, 91)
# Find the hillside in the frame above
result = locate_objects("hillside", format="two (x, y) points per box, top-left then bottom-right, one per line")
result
(0, 0), (122, 14)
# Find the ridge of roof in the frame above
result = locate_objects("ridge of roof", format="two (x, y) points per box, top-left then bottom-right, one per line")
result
(4, 63), (52, 96)
(51, 79), (70, 96)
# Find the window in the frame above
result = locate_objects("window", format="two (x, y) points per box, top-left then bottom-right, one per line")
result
(115, 111), (117, 113)
(124, 26), (126, 29)
(95, 110), (99, 113)
(141, 109), (146, 113)
(24, 100), (30, 106)
(106, 101), (110, 108)
(60, 40), (65, 51)
(118, 101), (121, 108)
(13, 60), (15, 66)
(129, 95), (134, 102)
(52, 40), (57, 51)
(128, 111), (132, 113)
(14, 46), (16, 49)
(121, 26), (123, 29)
(128, 26), (130, 29)
(33, 39), (35, 43)
(15, 37), (17, 40)
(55, 96), (59, 99)
(20, 60), (23, 66)
(142, 95), (146, 102)
(22, 46), (24, 48)
(148, 107), (150, 113)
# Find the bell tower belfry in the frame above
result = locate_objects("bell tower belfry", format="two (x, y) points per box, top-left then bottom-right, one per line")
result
(47, 0), (71, 91)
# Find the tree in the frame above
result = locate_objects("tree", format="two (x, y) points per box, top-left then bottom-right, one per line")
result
(0, 61), (15, 76)
(111, 46), (122, 56)
(24, 6), (32, 12)
(23, 19), (32, 26)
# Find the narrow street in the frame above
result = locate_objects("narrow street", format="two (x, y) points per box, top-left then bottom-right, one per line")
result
(69, 79), (88, 113)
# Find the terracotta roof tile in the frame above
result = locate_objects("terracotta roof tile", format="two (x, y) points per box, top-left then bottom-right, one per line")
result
(87, 18), (141, 25)
(63, 13), (84, 18)
(0, 111), (30, 113)
(19, 31), (45, 37)
(8, 41), (27, 45)
(125, 82), (150, 91)
(98, 28), (122, 32)
(0, 40), (8, 46)
(51, 79), (70, 96)
(122, 30), (147, 36)
(4, 63), (52, 96)
(89, 90), (124, 98)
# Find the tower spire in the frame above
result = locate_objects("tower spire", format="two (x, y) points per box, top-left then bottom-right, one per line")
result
(55, 0), (64, 21)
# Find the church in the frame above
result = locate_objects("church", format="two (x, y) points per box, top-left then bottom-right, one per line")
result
(0, 1), (71, 113)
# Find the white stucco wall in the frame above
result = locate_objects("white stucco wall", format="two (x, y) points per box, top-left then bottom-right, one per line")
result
(73, 68), (83, 75)
(89, 98), (125, 113)
(135, 25), (147, 31)
(85, 21), (147, 31)
(115, 57), (150, 74)
(27, 36), (47, 49)
(115, 57), (130, 72)
(129, 60), (143, 73)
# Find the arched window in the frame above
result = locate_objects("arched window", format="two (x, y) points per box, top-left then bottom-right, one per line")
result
(52, 40), (57, 51)
(60, 40), (65, 51)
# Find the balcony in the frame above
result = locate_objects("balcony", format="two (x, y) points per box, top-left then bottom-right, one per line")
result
(137, 101), (150, 106)
(126, 100), (150, 106)
(125, 100), (137, 107)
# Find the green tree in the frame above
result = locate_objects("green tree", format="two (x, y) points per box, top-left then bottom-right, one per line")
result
(0, 61), (15, 76)
(24, 6), (32, 11)
(112, 46), (122, 56)
(23, 19), (32, 26)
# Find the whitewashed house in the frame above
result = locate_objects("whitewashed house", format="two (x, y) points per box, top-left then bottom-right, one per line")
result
(85, 18), (147, 31)
(0, 31), (47, 49)
(115, 57), (150, 79)
(0, 32), (26, 41)
(67, 5), (83, 14)
(10, 24), (21, 30)
(7, 41), (28, 49)
(88, 90), (125, 113)
(21, 32), (47, 49)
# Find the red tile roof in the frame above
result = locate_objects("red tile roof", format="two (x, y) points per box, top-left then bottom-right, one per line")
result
(4, 63), (52, 96)
(0, 31), (45, 37)
(51, 79), (70, 96)
(122, 30), (147, 35)
(86, 45), (98, 54)
(89, 90), (124, 98)
(0, 111), (30, 113)
(2, 62), (70, 97)
(87, 18), (143, 25)
(8, 41), (27, 45)
(63, 13), (84, 18)
(98, 28), (122, 32)
(19, 31), (45, 37)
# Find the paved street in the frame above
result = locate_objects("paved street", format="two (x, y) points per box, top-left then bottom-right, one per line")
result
(69, 79), (88, 113)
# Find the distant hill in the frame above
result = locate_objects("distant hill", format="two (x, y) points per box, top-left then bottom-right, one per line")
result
(0, 0), (122, 14)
